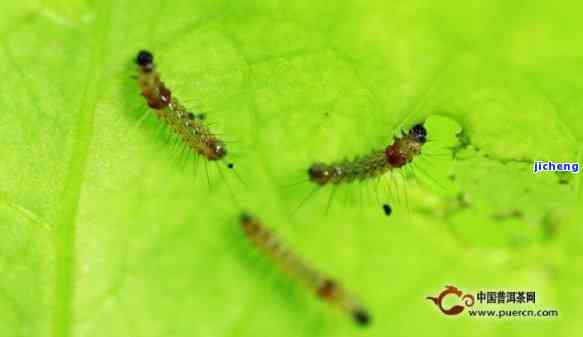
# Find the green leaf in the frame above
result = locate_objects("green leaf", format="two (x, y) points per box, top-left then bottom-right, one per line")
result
(1, 1), (581, 337)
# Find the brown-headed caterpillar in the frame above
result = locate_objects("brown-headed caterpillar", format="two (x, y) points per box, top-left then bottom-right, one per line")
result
(308, 124), (427, 185)
(240, 213), (371, 326)
(135, 50), (227, 161)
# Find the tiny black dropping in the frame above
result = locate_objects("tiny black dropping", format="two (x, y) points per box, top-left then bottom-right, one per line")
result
(382, 204), (392, 216)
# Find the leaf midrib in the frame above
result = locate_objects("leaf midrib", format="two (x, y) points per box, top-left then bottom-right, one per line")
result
(51, 3), (113, 337)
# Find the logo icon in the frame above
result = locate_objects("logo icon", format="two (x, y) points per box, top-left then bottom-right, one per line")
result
(427, 285), (475, 315)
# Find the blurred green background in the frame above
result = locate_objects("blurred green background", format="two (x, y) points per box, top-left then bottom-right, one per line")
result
(1, 1), (582, 337)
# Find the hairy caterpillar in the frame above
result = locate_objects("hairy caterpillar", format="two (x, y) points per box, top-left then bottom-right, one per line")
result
(135, 50), (227, 161)
(240, 213), (371, 326)
(308, 124), (427, 185)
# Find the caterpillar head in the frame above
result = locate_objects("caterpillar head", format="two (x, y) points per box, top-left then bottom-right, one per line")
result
(136, 50), (154, 72)
(352, 308), (371, 326)
(409, 124), (427, 144)
(136, 50), (153, 66)
(239, 212), (253, 225)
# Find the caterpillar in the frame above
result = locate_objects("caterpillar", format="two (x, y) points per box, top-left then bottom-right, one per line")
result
(308, 124), (427, 185)
(135, 50), (227, 161)
(240, 213), (371, 326)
